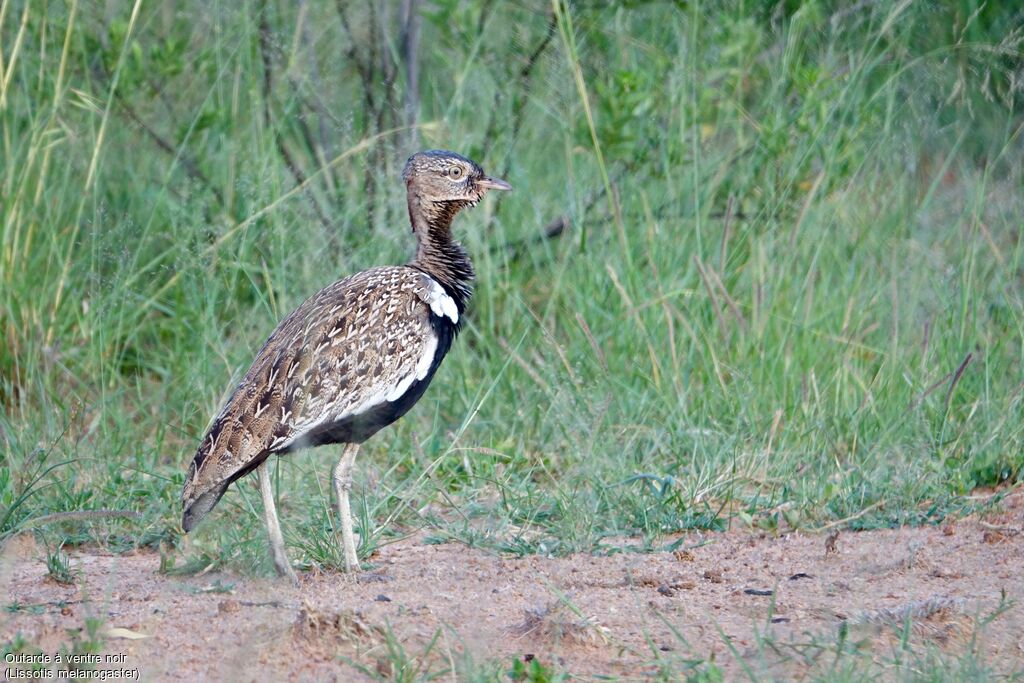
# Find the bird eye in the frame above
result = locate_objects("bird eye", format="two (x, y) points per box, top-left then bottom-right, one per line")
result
(448, 166), (464, 179)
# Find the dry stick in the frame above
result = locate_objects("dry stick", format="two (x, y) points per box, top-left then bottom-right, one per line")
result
(334, 2), (375, 111)
(236, 600), (289, 608)
(606, 263), (663, 388)
(258, 2), (332, 232)
(806, 501), (884, 534)
(483, 10), (557, 222)
(978, 521), (1022, 534)
(521, 303), (579, 386)
(789, 172), (825, 250)
(287, 3), (340, 195)
(694, 257), (728, 338)
(944, 352), (973, 409)
(718, 195), (734, 269)
(907, 352), (973, 412)
(289, 86), (335, 193)
(335, 0), (386, 230)
(765, 409), (784, 457)
(113, 95), (225, 208)
(575, 312), (608, 372)
(501, 11), (558, 178)
(492, 164), (628, 262)
(135, 125), (417, 318)
(297, 0), (337, 193)
(497, 337), (552, 395)
(377, 0), (396, 88)
(705, 261), (748, 333)
(8, 599), (86, 611)
(473, 2), (496, 38)
(373, 0), (403, 225)
(478, 9), (556, 242)
(366, 0), (384, 107)
(977, 219), (1009, 269)
(399, 0), (422, 149)
(76, 66), (219, 235)
(492, 215), (569, 261)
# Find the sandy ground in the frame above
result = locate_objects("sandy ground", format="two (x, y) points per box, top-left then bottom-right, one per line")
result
(2, 494), (1022, 681)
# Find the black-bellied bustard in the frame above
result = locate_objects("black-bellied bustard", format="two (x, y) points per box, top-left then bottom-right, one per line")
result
(181, 150), (511, 581)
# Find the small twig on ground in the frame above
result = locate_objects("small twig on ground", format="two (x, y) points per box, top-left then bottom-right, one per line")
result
(237, 599), (289, 608)
(978, 521), (1022, 535)
(806, 500), (884, 534)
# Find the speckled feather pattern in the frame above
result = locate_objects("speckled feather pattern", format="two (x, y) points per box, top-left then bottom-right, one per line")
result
(181, 266), (456, 513)
(180, 149), (511, 535)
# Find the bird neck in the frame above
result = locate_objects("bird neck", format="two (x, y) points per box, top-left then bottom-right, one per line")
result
(407, 191), (475, 314)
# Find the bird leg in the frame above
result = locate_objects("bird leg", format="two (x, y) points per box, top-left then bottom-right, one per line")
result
(332, 443), (361, 572)
(257, 461), (298, 583)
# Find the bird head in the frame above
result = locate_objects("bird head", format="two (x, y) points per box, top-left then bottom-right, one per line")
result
(402, 150), (512, 208)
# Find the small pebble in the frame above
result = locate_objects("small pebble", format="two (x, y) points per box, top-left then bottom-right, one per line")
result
(703, 569), (724, 583)
(218, 599), (240, 614)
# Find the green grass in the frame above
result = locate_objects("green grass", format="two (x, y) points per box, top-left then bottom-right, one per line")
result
(1, 0), (1023, 677)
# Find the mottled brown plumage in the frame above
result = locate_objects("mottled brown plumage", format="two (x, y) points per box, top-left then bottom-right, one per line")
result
(181, 150), (511, 579)
(182, 268), (443, 522)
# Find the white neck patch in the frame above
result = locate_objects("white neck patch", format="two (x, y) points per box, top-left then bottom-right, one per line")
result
(423, 277), (459, 324)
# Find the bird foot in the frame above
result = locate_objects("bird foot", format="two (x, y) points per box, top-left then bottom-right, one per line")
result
(340, 532), (360, 573)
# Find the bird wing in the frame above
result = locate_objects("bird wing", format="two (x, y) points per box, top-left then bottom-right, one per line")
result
(181, 266), (456, 526)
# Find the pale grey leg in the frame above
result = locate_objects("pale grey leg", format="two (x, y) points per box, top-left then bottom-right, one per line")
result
(258, 461), (298, 583)
(332, 443), (361, 572)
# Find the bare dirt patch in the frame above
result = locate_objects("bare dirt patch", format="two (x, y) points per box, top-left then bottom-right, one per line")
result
(3, 496), (1023, 680)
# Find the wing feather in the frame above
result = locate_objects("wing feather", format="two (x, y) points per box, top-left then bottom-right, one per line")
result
(182, 266), (451, 520)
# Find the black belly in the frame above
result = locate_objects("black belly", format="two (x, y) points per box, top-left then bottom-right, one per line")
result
(278, 313), (457, 452)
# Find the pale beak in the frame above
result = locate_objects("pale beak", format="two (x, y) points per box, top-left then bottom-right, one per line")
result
(477, 176), (513, 191)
